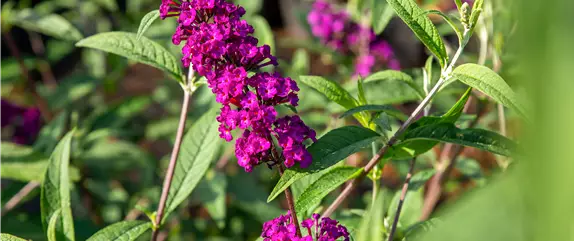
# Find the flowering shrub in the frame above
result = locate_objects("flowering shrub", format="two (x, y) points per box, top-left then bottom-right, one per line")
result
(307, 0), (400, 77)
(4, 0), (552, 240)
(161, 0), (316, 172)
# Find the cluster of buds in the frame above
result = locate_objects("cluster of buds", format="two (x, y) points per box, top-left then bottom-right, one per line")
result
(261, 212), (350, 241)
(307, 0), (401, 77)
(160, 0), (316, 172)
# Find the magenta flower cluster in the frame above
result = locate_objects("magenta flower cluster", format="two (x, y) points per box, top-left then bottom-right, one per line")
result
(1, 99), (42, 145)
(307, 0), (401, 77)
(261, 212), (350, 241)
(160, 0), (316, 172)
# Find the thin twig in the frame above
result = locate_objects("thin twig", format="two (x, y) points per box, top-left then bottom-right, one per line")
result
(28, 31), (58, 87)
(3, 32), (53, 121)
(278, 165), (302, 237)
(387, 158), (416, 241)
(1, 182), (40, 216)
(322, 77), (446, 217)
(151, 69), (194, 240)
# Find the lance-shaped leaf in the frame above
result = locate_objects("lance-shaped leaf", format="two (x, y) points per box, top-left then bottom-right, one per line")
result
(386, 0), (448, 67)
(267, 126), (380, 202)
(387, 87), (472, 159)
(11, 9), (83, 41)
(355, 192), (385, 241)
(47, 209), (61, 241)
(136, 10), (159, 40)
(162, 108), (221, 223)
(299, 75), (358, 109)
(295, 166), (362, 215)
(86, 221), (152, 241)
(372, 1), (395, 34)
(400, 123), (516, 156)
(340, 104), (407, 121)
(0, 233), (28, 241)
(41, 131), (75, 241)
(76, 32), (184, 83)
(452, 64), (527, 118)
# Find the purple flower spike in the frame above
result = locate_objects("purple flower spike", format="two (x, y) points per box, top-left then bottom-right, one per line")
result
(261, 213), (350, 241)
(160, 0), (316, 172)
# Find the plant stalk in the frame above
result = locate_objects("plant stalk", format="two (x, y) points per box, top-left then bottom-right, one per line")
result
(278, 165), (302, 237)
(1, 182), (40, 216)
(323, 29), (472, 217)
(151, 70), (194, 241)
(387, 158), (416, 241)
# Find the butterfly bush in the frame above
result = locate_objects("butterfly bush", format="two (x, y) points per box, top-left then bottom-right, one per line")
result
(160, 0), (316, 172)
(307, 0), (401, 77)
(1, 99), (42, 145)
(261, 212), (350, 241)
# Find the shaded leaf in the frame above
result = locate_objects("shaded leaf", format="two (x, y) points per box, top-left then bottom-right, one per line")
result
(76, 32), (184, 82)
(41, 131), (75, 241)
(1, 142), (79, 182)
(163, 108), (221, 223)
(248, 15), (275, 55)
(33, 110), (68, 153)
(386, 0), (448, 67)
(11, 9), (83, 41)
(268, 126), (380, 202)
(364, 70), (424, 98)
(196, 170), (227, 229)
(137, 10), (160, 40)
(387, 188), (424, 230)
(355, 192), (385, 241)
(86, 221), (152, 241)
(295, 166), (362, 215)
(372, 1), (394, 34)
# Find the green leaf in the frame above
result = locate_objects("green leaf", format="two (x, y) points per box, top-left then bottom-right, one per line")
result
(0, 233), (28, 241)
(248, 15), (275, 55)
(289, 49), (309, 77)
(76, 32), (184, 83)
(196, 170), (227, 229)
(401, 123), (516, 156)
(424, 10), (463, 42)
(86, 221), (151, 241)
(299, 75), (358, 109)
(136, 10), (159, 40)
(234, 0), (262, 14)
(87, 96), (152, 131)
(339, 105), (394, 119)
(1, 142), (79, 182)
(364, 70), (424, 99)
(163, 108), (221, 223)
(11, 9), (83, 41)
(452, 64), (526, 118)
(267, 126), (380, 202)
(372, 1), (394, 34)
(387, 188), (424, 229)
(47, 209), (61, 241)
(385, 0), (448, 67)
(40, 131), (75, 241)
(386, 87), (472, 159)
(355, 192), (385, 241)
(40, 75), (98, 110)
(33, 110), (68, 154)
(295, 166), (362, 215)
